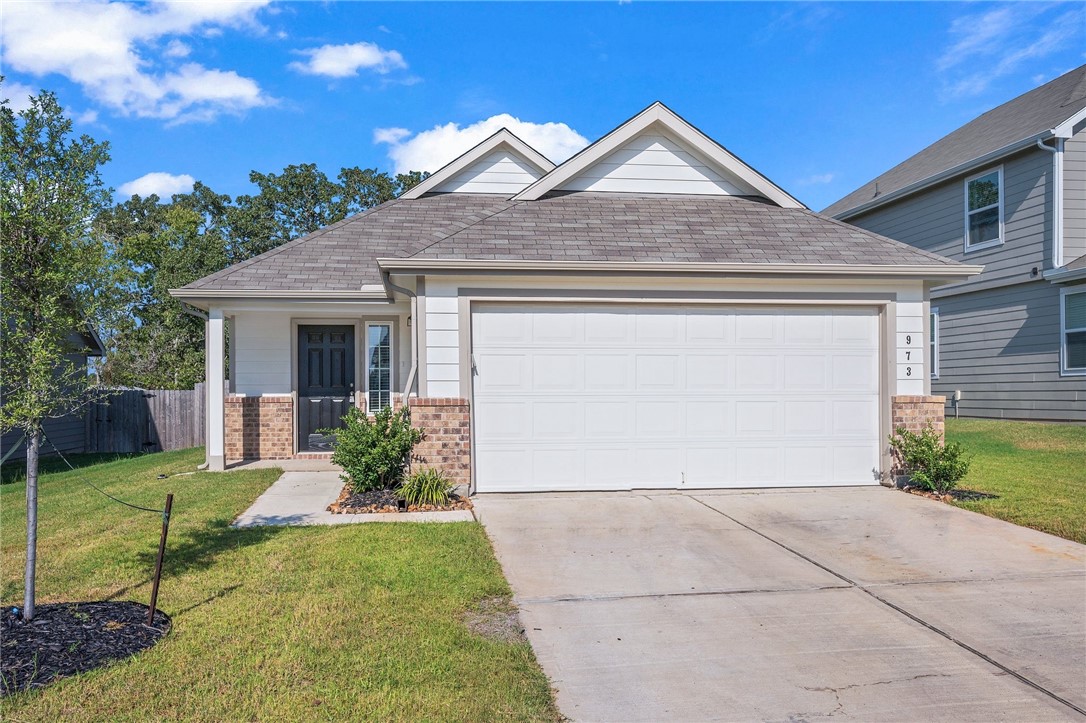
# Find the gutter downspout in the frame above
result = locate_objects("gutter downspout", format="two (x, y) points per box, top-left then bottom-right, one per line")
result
(181, 303), (212, 470)
(380, 271), (419, 403)
(1036, 138), (1064, 269)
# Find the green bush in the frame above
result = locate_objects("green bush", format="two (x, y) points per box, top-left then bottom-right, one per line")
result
(398, 467), (454, 507)
(889, 425), (971, 494)
(322, 406), (422, 493)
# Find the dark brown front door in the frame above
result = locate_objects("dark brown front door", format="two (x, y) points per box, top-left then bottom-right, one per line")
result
(298, 325), (354, 452)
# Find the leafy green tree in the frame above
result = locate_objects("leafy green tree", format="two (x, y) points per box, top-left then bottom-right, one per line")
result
(102, 165), (425, 388)
(1, 87), (119, 620)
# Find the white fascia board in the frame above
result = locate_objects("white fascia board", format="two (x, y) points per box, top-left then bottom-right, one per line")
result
(167, 287), (393, 310)
(514, 102), (805, 209)
(1052, 106), (1086, 139)
(835, 132), (1055, 221)
(1044, 266), (1086, 284)
(378, 257), (982, 281)
(398, 129), (556, 200)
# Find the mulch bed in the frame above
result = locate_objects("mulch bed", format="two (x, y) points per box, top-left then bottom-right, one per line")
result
(1, 601), (170, 696)
(904, 487), (1000, 503)
(328, 484), (473, 514)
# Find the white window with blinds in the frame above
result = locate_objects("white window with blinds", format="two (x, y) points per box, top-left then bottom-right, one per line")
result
(366, 323), (393, 410)
(1061, 290), (1086, 376)
(964, 167), (1003, 252)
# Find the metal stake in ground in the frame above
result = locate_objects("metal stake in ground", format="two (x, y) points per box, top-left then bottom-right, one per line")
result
(147, 494), (173, 626)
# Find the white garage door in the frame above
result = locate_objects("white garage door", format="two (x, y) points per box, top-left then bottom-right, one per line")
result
(471, 304), (881, 492)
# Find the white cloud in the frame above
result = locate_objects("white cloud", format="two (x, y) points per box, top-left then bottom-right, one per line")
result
(796, 173), (835, 186)
(375, 114), (590, 174)
(164, 39), (191, 58)
(288, 42), (407, 78)
(936, 5), (1084, 98)
(1, 0), (273, 123)
(118, 171), (195, 199)
(75, 109), (100, 125)
(2, 80), (38, 112)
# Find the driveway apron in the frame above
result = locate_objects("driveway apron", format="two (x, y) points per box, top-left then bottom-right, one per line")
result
(475, 488), (1086, 722)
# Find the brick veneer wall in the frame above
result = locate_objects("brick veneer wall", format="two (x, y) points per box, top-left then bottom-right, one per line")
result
(890, 395), (946, 481)
(409, 397), (471, 487)
(225, 396), (294, 462)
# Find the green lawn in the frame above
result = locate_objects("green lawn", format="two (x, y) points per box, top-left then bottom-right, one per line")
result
(946, 418), (1086, 544)
(1, 449), (557, 721)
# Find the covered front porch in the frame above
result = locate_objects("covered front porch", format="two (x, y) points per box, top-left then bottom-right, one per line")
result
(198, 297), (414, 470)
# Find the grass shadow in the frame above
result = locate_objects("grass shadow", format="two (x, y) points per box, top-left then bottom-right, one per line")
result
(1, 453), (143, 485)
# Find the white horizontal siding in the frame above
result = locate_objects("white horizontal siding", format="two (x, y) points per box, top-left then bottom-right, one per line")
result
(434, 151), (543, 195)
(423, 286), (460, 397)
(232, 312), (292, 395)
(1064, 126), (1086, 263)
(558, 133), (750, 196)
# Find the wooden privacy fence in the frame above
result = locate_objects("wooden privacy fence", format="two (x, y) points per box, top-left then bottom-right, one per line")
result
(85, 384), (205, 453)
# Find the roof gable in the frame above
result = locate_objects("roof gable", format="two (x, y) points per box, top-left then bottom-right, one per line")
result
(399, 129), (555, 199)
(515, 102), (804, 208)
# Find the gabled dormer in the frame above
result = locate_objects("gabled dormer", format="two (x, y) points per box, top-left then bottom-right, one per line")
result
(399, 128), (556, 199)
(514, 102), (805, 208)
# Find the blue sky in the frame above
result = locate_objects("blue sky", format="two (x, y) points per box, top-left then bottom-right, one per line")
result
(4, 1), (1084, 211)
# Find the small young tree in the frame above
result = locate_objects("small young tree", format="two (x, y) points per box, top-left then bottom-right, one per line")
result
(0, 85), (117, 620)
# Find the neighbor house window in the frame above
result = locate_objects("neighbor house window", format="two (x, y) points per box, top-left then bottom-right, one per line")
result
(1062, 290), (1086, 375)
(930, 308), (939, 379)
(366, 323), (393, 410)
(964, 167), (1003, 251)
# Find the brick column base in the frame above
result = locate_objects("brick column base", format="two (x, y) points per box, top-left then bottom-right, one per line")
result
(890, 395), (946, 482)
(225, 396), (294, 462)
(409, 398), (471, 488)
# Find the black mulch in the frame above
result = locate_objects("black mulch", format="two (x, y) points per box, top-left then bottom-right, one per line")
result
(330, 488), (402, 514)
(1, 601), (170, 696)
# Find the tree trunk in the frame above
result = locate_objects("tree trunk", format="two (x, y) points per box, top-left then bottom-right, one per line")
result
(23, 426), (40, 621)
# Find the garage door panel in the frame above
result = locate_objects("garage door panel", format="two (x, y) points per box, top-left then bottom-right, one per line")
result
(584, 400), (632, 438)
(532, 354), (580, 391)
(685, 400), (733, 437)
(472, 304), (881, 492)
(685, 354), (732, 389)
(735, 355), (778, 389)
(735, 400), (779, 435)
(585, 354), (630, 390)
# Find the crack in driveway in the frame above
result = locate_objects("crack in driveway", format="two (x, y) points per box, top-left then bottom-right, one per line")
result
(686, 495), (1086, 718)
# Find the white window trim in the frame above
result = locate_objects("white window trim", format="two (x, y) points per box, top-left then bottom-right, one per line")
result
(365, 322), (395, 409)
(1060, 288), (1086, 376)
(963, 165), (1004, 253)
(930, 307), (940, 379)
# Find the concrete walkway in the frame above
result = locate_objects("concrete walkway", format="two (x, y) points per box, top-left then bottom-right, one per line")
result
(232, 471), (474, 527)
(475, 487), (1086, 722)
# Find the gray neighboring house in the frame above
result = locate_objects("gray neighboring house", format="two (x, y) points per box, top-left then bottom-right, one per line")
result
(0, 329), (106, 462)
(825, 66), (1086, 422)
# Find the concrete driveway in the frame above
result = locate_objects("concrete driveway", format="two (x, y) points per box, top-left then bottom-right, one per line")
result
(474, 487), (1086, 722)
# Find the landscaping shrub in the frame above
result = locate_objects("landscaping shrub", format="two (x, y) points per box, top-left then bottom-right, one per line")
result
(398, 467), (454, 507)
(889, 425), (970, 494)
(323, 406), (421, 493)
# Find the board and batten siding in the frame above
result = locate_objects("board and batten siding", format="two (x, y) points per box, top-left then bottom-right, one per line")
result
(1064, 123), (1086, 264)
(934, 280), (1086, 421)
(433, 150), (544, 195)
(849, 147), (1053, 296)
(557, 133), (754, 196)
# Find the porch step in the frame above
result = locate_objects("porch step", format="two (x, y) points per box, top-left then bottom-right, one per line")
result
(294, 452), (334, 460)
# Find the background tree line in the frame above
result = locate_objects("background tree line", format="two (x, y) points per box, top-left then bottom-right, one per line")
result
(95, 161), (425, 390)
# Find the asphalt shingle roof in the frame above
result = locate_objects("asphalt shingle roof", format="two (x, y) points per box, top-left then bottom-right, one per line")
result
(181, 192), (960, 293)
(824, 65), (1086, 218)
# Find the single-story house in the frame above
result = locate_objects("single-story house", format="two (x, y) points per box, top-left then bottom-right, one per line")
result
(171, 102), (980, 493)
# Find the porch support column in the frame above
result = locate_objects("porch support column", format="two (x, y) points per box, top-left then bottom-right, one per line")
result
(207, 308), (226, 471)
